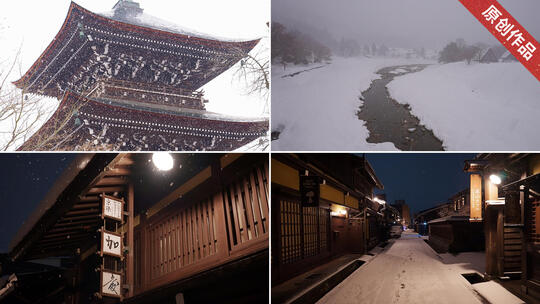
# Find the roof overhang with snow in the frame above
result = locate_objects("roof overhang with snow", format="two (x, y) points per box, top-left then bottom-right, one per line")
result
(13, 2), (259, 98)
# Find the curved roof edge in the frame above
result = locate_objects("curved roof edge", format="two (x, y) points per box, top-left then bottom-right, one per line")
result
(13, 1), (261, 90)
(8, 154), (95, 255)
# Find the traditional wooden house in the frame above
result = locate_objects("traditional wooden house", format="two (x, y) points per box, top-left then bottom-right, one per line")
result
(271, 153), (384, 284)
(415, 189), (483, 252)
(474, 46), (506, 63)
(0, 153), (269, 303)
(465, 154), (540, 301)
(501, 50), (519, 62)
(13, 1), (268, 151)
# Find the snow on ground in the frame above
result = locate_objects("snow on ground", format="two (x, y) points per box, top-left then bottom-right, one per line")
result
(317, 232), (484, 304)
(387, 62), (540, 150)
(389, 68), (408, 74)
(272, 57), (434, 151)
(318, 232), (481, 304)
(317, 232), (522, 304)
(439, 251), (485, 275)
(473, 281), (524, 304)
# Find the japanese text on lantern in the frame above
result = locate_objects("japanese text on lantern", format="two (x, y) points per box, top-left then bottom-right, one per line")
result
(482, 5), (536, 61)
(470, 174), (482, 221)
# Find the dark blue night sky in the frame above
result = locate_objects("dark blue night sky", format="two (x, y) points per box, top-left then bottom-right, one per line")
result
(0, 154), (76, 253)
(364, 153), (476, 215)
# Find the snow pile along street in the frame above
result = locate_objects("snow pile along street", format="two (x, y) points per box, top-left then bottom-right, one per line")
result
(272, 57), (433, 151)
(387, 62), (540, 150)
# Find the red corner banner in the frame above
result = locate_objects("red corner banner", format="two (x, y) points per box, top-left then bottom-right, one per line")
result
(459, 0), (540, 81)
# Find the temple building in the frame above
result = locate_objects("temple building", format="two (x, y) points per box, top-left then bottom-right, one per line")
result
(14, 1), (268, 151)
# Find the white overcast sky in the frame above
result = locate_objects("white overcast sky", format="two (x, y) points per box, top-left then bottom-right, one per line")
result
(272, 0), (540, 50)
(0, 0), (269, 117)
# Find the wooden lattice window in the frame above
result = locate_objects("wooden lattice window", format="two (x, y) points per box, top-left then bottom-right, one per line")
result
(280, 199), (302, 264)
(279, 200), (329, 264)
(148, 198), (217, 279)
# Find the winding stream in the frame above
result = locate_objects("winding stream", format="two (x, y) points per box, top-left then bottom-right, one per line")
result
(357, 64), (444, 151)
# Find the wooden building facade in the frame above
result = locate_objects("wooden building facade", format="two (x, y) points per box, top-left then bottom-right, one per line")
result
(271, 153), (385, 284)
(1, 153), (269, 303)
(465, 154), (540, 301)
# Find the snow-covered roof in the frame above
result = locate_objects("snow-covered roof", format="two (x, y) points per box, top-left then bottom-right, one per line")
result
(98, 2), (257, 43)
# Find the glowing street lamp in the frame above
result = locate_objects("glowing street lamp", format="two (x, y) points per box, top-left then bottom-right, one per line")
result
(373, 197), (386, 205)
(152, 152), (174, 171)
(489, 174), (502, 185)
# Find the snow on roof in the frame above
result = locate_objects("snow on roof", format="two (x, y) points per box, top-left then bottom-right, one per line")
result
(98, 8), (257, 43)
(9, 154), (95, 255)
(501, 50), (515, 59)
(478, 48), (491, 59)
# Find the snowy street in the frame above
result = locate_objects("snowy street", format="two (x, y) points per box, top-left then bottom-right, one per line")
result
(317, 232), (487, 304)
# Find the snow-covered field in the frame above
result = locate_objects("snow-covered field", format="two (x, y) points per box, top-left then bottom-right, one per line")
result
(271, 57), (434, 151)
(388, 62), (540, 150)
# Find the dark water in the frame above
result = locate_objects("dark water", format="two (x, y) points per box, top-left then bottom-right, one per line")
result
(357, 65), (444, 151)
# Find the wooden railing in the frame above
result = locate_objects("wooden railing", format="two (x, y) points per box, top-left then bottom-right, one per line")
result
(222, 163), (269, 254)
(133, 161), (268, 295)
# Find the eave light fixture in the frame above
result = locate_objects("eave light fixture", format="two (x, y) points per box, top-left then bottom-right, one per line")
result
(489, 174), (502, 185)
(152, 152), (174, 171)
(374, 197), (386, 205)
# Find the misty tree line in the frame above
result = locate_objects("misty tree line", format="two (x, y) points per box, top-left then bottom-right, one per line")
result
(336, 39), (390, 58)
(272, 22), (331, 65)
(272, 22), (431, 66)
(439, 39), (481, 64)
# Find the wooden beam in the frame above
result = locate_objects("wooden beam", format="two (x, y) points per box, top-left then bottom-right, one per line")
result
(37, 235), (91, 247)
(78, 196), (101, 202)
(147, 166), (212, 218)
(54, 218), (101, 228)
(104, 168), (131, 176)
(95, 177), (129, 186)
(65, 208), (100, 216)
(72, 203), (100, 209)
(127, 182), (135, 298)
(117, 157), (135, 166)
(60, 213), (100, 222)
(47, 225), (95, 234)
(87, 186), (125, 194)
(42, 231), (92, 241)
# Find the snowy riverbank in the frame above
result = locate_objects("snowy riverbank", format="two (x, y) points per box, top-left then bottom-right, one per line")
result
(387, 62), (540, 150)
(271, 57), (434, 151)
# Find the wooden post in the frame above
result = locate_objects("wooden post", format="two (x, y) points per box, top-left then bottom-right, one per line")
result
(139, 212), (148, 293)
(522, 187), (530, 292)
(496, 207), (504, 276)
(485, 205), (497, 278)
(126, 183), (134, 298)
